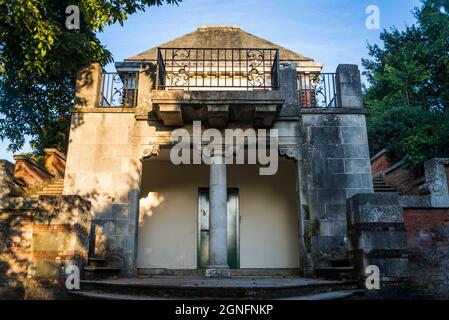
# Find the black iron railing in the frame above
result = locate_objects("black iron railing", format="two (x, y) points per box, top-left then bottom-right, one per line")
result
(298, 72), (338, 108)
(100, 71), (139, 107)
(156, 48), (280, 90)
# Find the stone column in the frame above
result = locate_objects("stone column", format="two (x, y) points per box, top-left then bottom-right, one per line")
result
(205, 150), (230, 278)
(336, 64), (363, 109)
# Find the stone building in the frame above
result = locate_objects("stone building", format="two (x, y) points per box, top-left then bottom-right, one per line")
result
(64, 25), (373, 277)
(5, 26), (449, 299)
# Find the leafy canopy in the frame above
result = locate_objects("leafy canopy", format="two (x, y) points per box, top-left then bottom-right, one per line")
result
(363, 0), (449, 167)
(0, 0), (179, 156)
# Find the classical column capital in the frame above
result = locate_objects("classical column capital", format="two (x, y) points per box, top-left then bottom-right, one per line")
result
(279, 145), (299, 160)
(142, 145), (160, 160)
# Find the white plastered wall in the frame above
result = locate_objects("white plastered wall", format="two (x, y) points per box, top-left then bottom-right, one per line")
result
(137, 159), (300, 269)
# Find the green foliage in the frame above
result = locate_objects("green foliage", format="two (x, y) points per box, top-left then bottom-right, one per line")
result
(0, 0), (179, 156)
(363, 0), (449, 167)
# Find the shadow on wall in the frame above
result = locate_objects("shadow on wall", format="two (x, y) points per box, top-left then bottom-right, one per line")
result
(66, 158), (142, 271)
(0, 195), (91, 300)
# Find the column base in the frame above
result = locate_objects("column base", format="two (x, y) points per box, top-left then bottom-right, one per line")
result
(205, 266), (231, 278)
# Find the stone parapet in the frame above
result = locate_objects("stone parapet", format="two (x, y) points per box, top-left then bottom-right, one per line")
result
(347, 193), (409, 287)
(43, 149), (66, 179)
(13, 155), (54, 194)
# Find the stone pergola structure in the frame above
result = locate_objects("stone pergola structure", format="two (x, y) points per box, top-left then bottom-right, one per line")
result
(63, 26), (374, 277)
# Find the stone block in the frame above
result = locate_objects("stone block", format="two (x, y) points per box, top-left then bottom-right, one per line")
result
(310, 127), (341, 145)
(347, 193), (403, 224)
(92, 159), (121, 173)
(344, 159), (371, 174)
(365, 257), (409, 279)
(319, 220), (347, 237)
(341, 127), (367, 145)
(311, 235), (348, 267)
(360, 231), (407, 251)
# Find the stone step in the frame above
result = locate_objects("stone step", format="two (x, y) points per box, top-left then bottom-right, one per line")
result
(88, 257), (106, 267)
(68, 289), (364, 301)
(278, 289), (365, 300)
(314, 267), (355, 281)
(35, 179), (65, 196)
(67, 290), (177, 300)
(329, 256), (351, 268)
(76, 277), (357, 299)
(84, 266), (121, 280)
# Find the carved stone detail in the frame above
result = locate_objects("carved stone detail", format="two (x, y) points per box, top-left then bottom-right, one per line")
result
(142, 145), (160, 160)
(279, 145), (299, 160)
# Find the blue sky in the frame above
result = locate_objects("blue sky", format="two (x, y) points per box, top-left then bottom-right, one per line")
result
(0, 0), (421, 161)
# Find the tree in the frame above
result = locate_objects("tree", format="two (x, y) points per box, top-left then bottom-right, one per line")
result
(0, 0), (179, 157)
(363, 0), (449, 167)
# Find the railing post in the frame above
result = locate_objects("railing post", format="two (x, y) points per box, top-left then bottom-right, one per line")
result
(74, 63), (103, 108)
(136, 63), (153, 116)
(336, 64), (363, 108)
(279, 63), (299, 107)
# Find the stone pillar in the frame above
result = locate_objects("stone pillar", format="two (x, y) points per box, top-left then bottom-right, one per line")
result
(74, 63), (103, 108)
(279, 63), (299, 107)
(422, 158), (449, 207)
(135, 63), (155, 118)
(336, 64), (363, 109)
(206, 150), (230, 278)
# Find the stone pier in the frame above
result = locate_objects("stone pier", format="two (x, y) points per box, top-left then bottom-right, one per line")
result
(206, 150), (230, 278)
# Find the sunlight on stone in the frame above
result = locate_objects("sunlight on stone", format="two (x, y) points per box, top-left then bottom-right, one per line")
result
(139, 192), (165, 226)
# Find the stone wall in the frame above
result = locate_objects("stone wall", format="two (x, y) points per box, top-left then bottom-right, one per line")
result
(0, 195), (91, 299)
(404, 208), (449, 298)
(44, 148), (66, 179)
(347, 193), (409, 287)
(348, 158), (449, 298)
(445, 165), (449, 190)
(301, 111), (373, 267)
(63, 110), (147, 275)
(0, 160), (24, 199)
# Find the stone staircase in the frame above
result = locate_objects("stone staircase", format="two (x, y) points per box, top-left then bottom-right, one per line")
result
(373, 176), (398, 193)
(35, 179), (64, 196)
(84, 257), (121, 280)
(68, 275), (362, 300)
(314, 256), (355, 281)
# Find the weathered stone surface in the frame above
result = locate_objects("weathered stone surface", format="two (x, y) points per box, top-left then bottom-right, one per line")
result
(0, 195), (91, 299)
(347, 193), (402, 224)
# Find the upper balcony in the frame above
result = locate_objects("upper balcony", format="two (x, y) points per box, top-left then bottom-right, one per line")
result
(155, 48), (280, 91)
(75, 44), (363, 129)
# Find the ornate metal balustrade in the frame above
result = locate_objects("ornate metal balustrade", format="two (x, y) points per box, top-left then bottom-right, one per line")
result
(298, 72), (338, 108)
(100, 71), (139, 107)
(156, 48), (280, 90)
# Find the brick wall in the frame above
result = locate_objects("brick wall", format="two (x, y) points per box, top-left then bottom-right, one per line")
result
(384, 164), (424, 195)
(0, 196), (91, 299)
(371, 151), (391, 177)
(404, 208), (449, 298)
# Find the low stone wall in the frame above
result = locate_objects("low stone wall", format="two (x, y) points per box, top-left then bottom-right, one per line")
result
(347, 193), (409, 287)
(349, 158), (449, 298)
(0, 196), (91, 299)
(404, 208), (449, 298)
